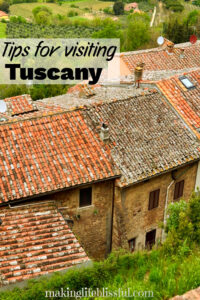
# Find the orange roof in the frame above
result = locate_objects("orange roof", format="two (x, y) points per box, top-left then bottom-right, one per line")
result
(0, 201), (89, 285)
(120, 41), (200, 80)
(4, 94), (37, 116)
(0, 11), (8, 18)
(157, 69), (200, 139)
(170, 286), (200, 299)
(0, 109), (119, 203)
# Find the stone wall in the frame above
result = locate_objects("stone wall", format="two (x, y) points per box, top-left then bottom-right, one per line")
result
(113, 162), (198, 251)
(49, 180), (114, 260)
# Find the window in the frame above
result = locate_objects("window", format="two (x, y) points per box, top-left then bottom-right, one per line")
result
(79, 187), (92, 207)
(145, 229), (156, 249)
(128, 238), (136, 252)
(179, 76), (195, 89)
(148, 189), (160, 210)
(174, 180), (184, 200)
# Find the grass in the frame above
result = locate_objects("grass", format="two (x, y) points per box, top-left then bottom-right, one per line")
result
(0, 248), (200, 300)
(10, 0), (114, 20)
(0, 23), (6, 38)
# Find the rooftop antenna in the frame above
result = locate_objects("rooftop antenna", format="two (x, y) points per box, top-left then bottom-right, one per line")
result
(0, 100), (7, 113)
(157, 36), (164, 46)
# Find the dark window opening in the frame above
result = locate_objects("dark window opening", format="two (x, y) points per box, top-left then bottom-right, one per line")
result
(174, 180), (184, 200)
(128, 238), (136, 252)
(179, 76), (195, 89)
(79, 187), (92, 207)
(145, 229), (156, 249)
(148, 189), (160, 210)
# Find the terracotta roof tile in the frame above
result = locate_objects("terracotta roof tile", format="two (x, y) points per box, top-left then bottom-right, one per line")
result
(170, 287), (200, 299)
(0, 201), (89, 286)
(157, 69), (200, 138)
(0, 110), (119, 203)
(82, 92), (200, 187)
(121, 41), (200, 81)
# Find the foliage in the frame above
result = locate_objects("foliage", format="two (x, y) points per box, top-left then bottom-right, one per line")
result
(0, 84), (70, 100)
(6, 22), (100, 38)
(0, 0), (10, 13)
(67, 10), (78, 17)
(162, 0), (184, 12)
(0, 193), (200, 299)
(10, 15), (27, 23)
(163, 17), (194, 43)
(121, 13), (150, 51)
(162, 192), (200, 255)
(113, 1), (125, 15)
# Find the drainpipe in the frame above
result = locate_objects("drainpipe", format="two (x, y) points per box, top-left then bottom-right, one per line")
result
(109, 180), (115, 253)
(161, 180), (174, 242)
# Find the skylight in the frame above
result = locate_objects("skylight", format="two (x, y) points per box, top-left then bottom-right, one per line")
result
(179, 76), (195, 90)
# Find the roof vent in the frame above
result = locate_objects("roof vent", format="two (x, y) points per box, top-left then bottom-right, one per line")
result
(100, 123), (110, 143)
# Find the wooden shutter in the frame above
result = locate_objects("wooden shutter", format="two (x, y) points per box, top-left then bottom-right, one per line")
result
(174, 180), (184, 200)
(148, 189), (160, 210)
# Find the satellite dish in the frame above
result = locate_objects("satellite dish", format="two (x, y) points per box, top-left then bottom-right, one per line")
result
(190, 34), (197, 44)
(157, 36), (164, 46)
(0, 100), (7, 113)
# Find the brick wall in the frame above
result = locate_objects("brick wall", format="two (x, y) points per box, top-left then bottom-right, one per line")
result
(113, 162), (198, 251)
(49, 180), (114, 260)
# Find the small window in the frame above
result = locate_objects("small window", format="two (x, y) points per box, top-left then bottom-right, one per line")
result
(174, 180), (184, 200)
(128, 238), (136, 252)
(145, 229), (156, 249)
(79, 187), (92, 207)
(148, 189), (160, 210)
(179, 76), (195, 89)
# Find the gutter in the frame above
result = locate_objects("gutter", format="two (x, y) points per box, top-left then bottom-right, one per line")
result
(0, 174), (121, 208)
(120, 159), (199, 190)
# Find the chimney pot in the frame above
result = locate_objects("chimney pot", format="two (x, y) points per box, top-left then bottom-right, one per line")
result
(134, 62), (145, 88)
(100, 123), (110, 142)
(167, 42), (174, 54)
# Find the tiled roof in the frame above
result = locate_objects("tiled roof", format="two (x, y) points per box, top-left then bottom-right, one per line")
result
(39, 85), (150, 110)
(0, 110), (118, 203)
(157, 69), (200, 138)
(0, 95), (64, 123)
(170, 287), (200, 299)
(0, 201), (89, 286)
(120, 41), (200, 81)
(4, 95), (37, 116)
(0, 11), (8, 18)
(83, 91), (200, 187)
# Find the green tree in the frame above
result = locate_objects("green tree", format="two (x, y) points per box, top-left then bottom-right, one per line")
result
(113, 1), (124, 15)
(0, 0), (10, 13)
(122, 15), (150, 51)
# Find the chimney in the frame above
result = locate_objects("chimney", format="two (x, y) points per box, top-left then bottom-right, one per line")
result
(100, 123), (110, 143)
(167, 41), (174, 54)
(134, 62), (145, 88)
(179, 48), (185, 59)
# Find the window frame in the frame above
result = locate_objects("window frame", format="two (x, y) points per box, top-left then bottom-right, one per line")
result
(179, 76), (195, 90)
(128, 237), (136, 252)
(148, 189), (160, 210)
(145, 229), (156, 249)
(79, 187), (92, 208)
(174, 180), (184, 200)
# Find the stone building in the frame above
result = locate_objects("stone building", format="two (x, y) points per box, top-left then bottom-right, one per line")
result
(0, 81), (200, 285)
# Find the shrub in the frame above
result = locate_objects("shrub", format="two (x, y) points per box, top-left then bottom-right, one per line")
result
(67, 10), (78, 17)
(113, 1), (125, 15)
